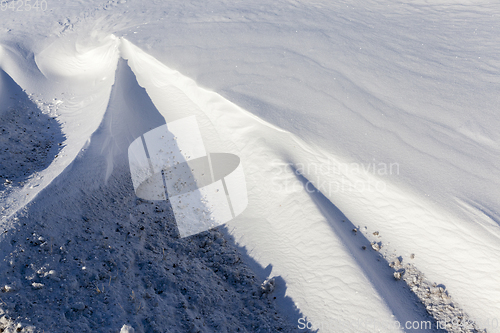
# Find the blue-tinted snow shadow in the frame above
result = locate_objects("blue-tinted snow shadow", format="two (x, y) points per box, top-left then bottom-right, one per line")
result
(0, 57), (303, 332)
(107, 58), (306, 330)
(0, 69), (64, 193)
(291, 167), (446, 333)
(219, 226), (307, 332)
(456, 197), (500, 229)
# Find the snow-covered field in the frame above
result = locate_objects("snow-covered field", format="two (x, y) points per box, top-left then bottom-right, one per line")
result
(1, 0), (499, 332)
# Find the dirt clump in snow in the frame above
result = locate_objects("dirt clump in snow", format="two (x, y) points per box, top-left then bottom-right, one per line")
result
(389, 255), (486, 333)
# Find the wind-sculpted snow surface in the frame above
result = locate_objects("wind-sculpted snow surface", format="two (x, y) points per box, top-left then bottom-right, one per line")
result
(0, 37), (300, 333)
(1, 1), (500, 331)
(0, 34), (119, 227)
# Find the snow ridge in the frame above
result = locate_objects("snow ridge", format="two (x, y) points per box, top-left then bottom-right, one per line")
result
(0, 39), (302, 332)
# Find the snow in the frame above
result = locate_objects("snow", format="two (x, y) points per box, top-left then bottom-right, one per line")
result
(1, 0), (500, 332)
(0, 45), (300, 332)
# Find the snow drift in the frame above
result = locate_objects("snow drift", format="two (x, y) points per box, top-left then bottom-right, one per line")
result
(0, 15), (499, 331)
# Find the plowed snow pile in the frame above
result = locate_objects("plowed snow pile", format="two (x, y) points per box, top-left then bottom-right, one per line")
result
(1, 1), (500, 333)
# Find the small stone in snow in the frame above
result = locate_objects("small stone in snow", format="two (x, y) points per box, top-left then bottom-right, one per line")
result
(260, 277), (276, 295)
(3, 285), (15, 292)
(32, 282), (44, 289)
(121, 324), (135, 333)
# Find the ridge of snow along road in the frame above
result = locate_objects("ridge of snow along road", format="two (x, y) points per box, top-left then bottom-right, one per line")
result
(0, 34), (498, 332)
